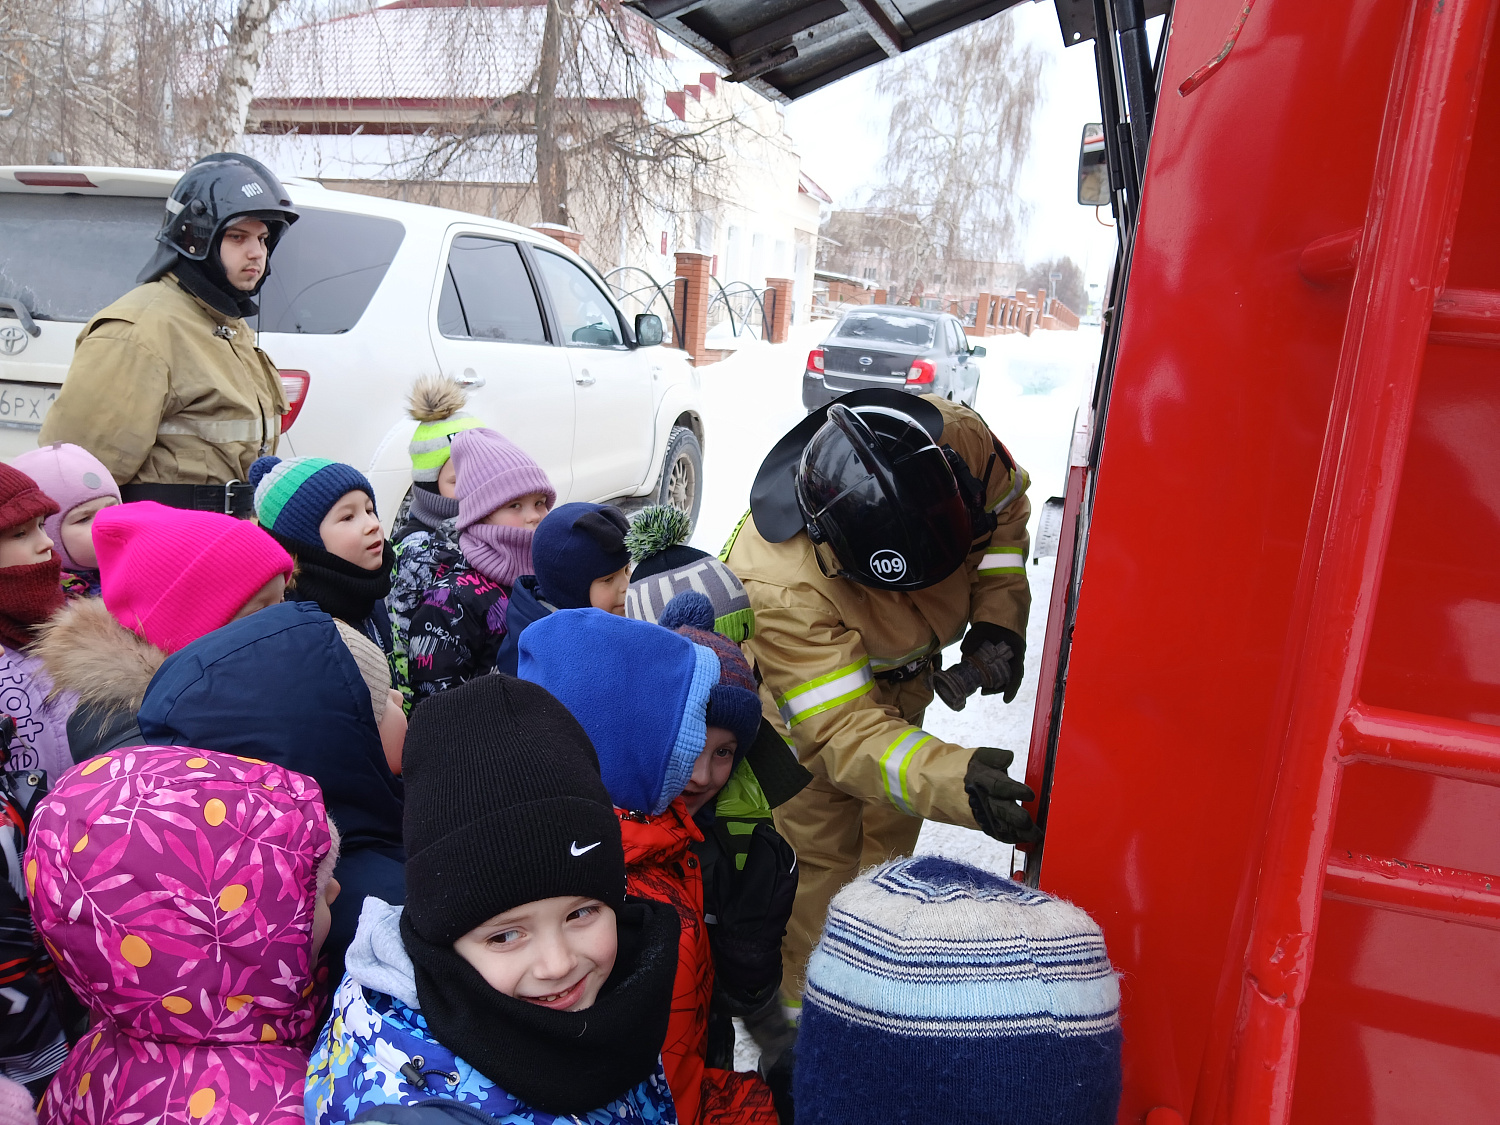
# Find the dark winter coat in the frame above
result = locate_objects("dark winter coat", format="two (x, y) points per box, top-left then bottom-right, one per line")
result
(621, 801), (777, 1125)
(387, 517), (509, 710)
(494, 575), (554, 677)
(136, 599), (406, 982)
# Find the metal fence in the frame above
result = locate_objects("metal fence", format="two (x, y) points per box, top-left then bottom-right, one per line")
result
(603, 266), (687, 346)
(706, 277), (775, 340)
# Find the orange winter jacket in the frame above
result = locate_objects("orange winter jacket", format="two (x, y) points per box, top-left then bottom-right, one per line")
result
(619, 800), (777, 1125)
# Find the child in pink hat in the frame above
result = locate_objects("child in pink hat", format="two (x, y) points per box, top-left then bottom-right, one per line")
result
(9, 443), (120, 599)
(386, 427), (554, 709)
(31, 502), (294, 762)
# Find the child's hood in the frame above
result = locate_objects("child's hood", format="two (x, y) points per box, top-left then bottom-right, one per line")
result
(27, 746), (330, 1044)
(345, 896), (420, 1010)
(30, 595), (166, 714)
(518, 609), (719, 815)
(137, 599), (404, 854)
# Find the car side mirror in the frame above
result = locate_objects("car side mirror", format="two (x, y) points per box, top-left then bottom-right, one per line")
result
(635, 313), (664, 347)
(970, 345), (987, 359)
(1078, 122), (1110, 206)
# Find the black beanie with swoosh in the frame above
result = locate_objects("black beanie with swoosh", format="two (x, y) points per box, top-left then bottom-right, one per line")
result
(401, 674), (626, 945)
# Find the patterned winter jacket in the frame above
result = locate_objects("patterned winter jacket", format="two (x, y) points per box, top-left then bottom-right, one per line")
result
(621, 801), (777, 1125)
(28, 746), (333, 1124)
(386, 517), (508, 710)
(0, 645), (76, 780)
(306, 898), (679, 1124)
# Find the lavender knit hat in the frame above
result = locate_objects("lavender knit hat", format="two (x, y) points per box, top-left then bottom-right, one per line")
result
(451, 428), (556, 532)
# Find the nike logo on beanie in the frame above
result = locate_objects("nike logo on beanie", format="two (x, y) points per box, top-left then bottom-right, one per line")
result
(570, 841), (602, 856)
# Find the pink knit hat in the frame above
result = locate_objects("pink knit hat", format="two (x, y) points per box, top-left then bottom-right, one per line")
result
(93, 502), (295, 654)
(10, 443), (121, 571)
(452, 427), (556, 532)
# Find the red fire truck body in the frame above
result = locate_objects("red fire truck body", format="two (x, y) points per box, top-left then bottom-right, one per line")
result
(1027, 1), (1500, 1120)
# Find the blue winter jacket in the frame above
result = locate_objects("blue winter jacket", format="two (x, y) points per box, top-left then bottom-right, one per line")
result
(308, 899), (680, 1125)
(137, 599), (407, 981)
(494, 576), (555, 677)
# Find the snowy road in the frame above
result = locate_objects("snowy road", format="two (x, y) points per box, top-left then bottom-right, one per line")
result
(687, 320), (1101, 879)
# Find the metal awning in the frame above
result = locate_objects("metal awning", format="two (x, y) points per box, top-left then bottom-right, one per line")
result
(626, 0), (1170, 102)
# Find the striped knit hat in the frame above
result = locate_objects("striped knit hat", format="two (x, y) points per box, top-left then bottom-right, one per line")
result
(249, 456), (375, 550)
(795, 855), (1122, 1125)
(624, 506), (754, 642)
(408, 374), (484, 487)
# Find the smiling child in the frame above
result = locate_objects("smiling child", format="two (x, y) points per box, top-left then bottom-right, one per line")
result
(306, 675), (681, 1122)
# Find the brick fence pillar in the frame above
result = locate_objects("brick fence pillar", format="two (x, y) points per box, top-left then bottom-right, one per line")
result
(764, 277), (794, 343)
(975, 292), (992, 337)
(531, 223), (583, 253)
(674, 250), (712, 366)
(873, 288), (888, 305)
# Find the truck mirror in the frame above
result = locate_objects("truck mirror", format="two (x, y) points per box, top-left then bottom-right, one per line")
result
(635, 312), (664, 347)
(1078, 123), (1110, 206)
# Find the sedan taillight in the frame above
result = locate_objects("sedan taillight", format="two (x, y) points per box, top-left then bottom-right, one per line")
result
(279, 370), (311, 430)
(806, 348), (825, 374)
(906, 359), (936, 385)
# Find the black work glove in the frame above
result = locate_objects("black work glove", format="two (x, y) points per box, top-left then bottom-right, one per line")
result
(698, 820), (799, 1012)
(964, 746), (1042, 844)
(962, 622), (1026, 703)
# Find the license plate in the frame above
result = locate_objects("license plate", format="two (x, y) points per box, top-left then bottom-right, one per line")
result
(0, 382), (60, 430)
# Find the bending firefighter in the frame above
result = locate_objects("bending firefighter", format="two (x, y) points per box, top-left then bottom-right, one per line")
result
(41, 153), (297, 517)
(724, 388), (1041, 1011)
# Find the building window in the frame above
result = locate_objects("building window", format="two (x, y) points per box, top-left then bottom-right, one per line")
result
(863, 267), (876, 279)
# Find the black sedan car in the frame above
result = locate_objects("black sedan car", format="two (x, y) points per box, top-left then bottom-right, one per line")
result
(801, 307), (985, 412)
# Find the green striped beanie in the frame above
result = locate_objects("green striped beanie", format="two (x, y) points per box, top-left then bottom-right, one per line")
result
(407, 374), (484, 483)
(248, 456), (375, 548)
(411, 412), (484, 483)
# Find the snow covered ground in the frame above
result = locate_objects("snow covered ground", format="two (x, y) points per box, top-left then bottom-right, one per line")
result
(687, 320), (1101, 877)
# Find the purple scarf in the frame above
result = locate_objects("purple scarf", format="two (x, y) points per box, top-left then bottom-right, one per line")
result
(458, 522), (535, 589)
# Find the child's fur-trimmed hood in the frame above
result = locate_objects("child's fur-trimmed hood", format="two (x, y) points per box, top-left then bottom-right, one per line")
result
(30, 596), (165, 713)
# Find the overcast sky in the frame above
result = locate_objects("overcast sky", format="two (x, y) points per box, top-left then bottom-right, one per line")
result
(780, 2), (1156, 293)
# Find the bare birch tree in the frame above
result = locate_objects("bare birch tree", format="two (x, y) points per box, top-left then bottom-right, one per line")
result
(202, 0), (285, 153)
(870, 14), (1043, 296)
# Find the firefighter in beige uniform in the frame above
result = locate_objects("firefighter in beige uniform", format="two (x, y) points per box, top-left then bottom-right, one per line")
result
(41, 153), (296, 516)
(724, 389), (1041, 1003)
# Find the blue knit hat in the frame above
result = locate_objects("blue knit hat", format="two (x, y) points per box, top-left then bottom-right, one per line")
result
(532, 502), (631, 609)
(249, 456), (375, 549)
(518, 608), (719, 815)
(796, 855), (1122, 1125)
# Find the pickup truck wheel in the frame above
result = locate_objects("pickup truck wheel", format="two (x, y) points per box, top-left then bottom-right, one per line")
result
(657, 425), (703, 531)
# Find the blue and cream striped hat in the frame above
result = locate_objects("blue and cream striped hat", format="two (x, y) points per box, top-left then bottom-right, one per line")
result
(796, 855), (1122, 1125)
(248, 456), (375, 550)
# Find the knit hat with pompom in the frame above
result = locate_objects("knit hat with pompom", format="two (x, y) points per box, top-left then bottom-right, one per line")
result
(658, 590), (760, 755)
(407, 374), (485, 489)
(624, 505), (754, 642)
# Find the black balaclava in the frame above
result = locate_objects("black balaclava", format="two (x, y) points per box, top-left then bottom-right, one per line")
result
(172, 214), (285, 319)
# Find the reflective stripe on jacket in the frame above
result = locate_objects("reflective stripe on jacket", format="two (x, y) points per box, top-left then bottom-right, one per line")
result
(726, 395), (1031, 827)
(42, 275), (287, 485)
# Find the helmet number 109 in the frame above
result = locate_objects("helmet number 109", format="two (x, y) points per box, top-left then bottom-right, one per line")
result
(869, 550), (908, 582)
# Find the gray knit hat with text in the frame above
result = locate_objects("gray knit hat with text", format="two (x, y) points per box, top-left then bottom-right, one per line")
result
(624, 506), (754, 642)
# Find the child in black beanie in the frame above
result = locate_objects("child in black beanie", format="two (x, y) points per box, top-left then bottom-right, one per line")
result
(306, 675), (683, 1123)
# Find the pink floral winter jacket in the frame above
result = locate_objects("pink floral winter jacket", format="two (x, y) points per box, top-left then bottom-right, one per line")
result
(27, 746), (333, 1124)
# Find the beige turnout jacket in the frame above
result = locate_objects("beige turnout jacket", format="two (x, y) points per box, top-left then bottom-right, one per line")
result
(42, 275), (287, 486)
(725, 395), (1031, 829)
